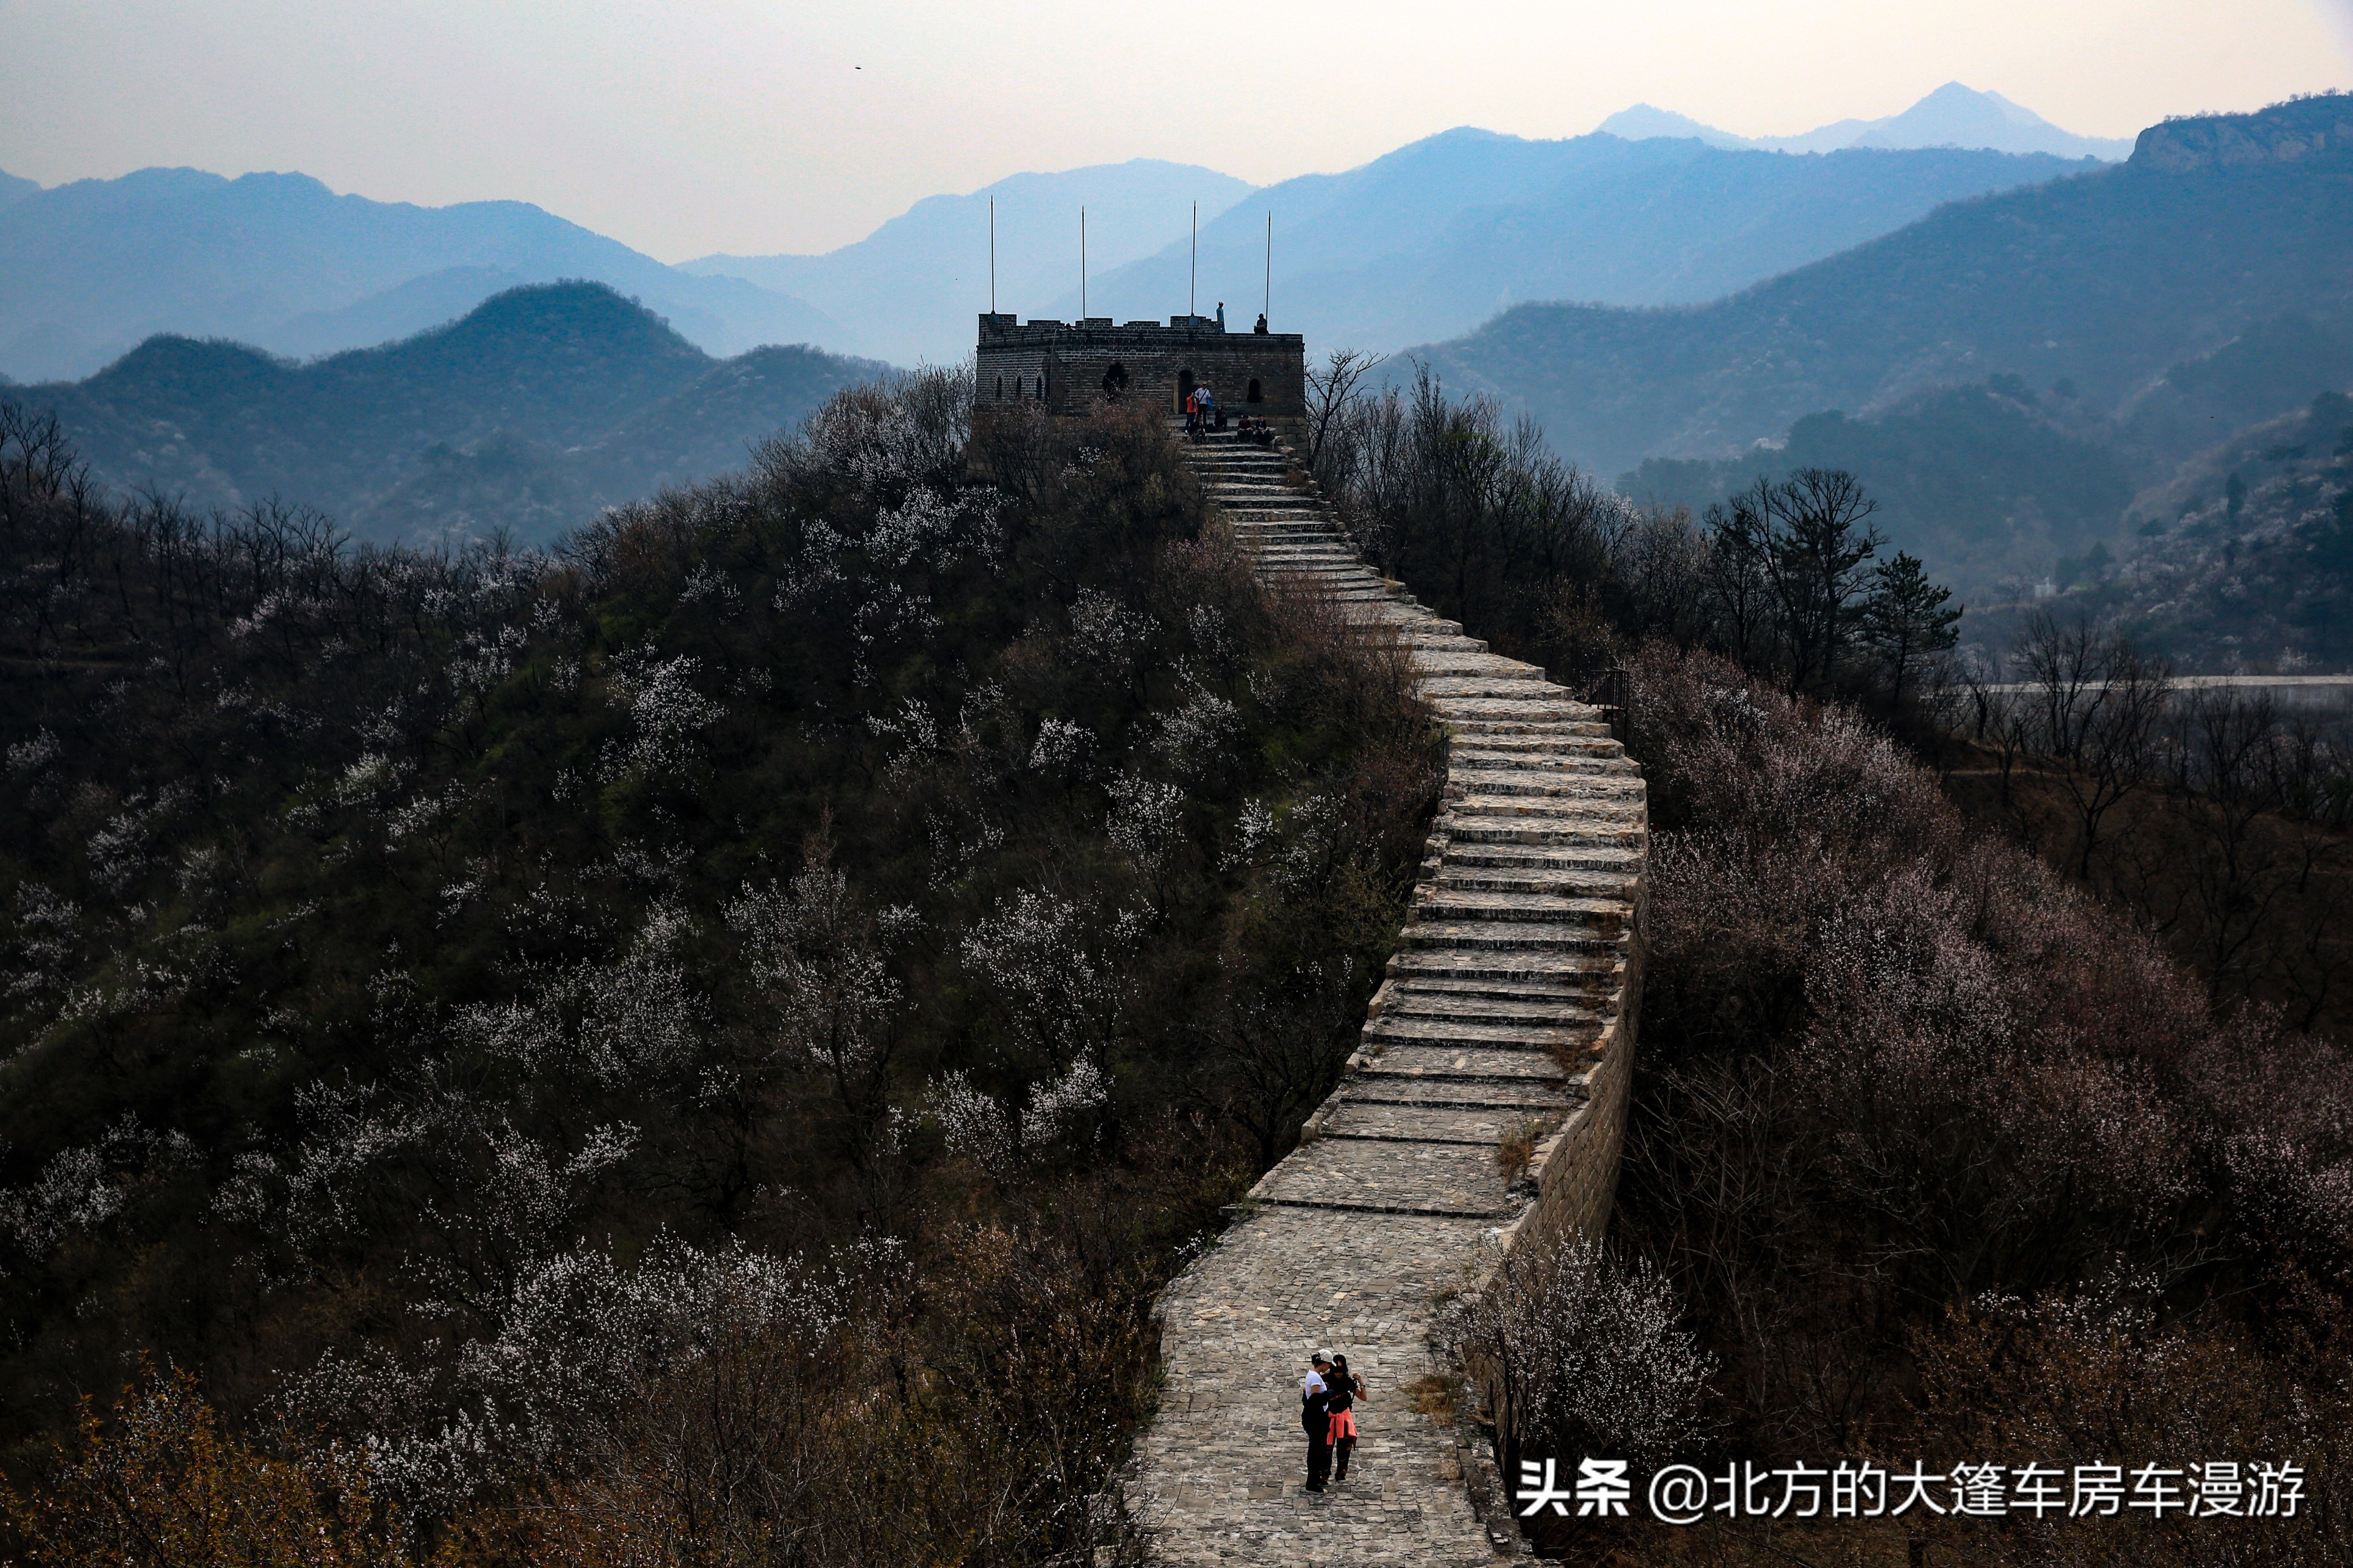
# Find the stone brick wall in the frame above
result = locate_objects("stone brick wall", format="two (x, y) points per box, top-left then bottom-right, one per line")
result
(975, 314), (1306, 420)
(1128, 421), (1646, 1564)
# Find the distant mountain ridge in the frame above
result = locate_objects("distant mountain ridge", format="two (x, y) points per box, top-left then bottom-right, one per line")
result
(683, 160), (1258, 368)
(0, 168), (834, 382)
(1064, 131), (2090, 356)
(1417, 94), (2353, 477)
(1599, 82), (2133, 160)
(1403, 95), (2353, 616)
(14, 281), (885, 545)
(6, 88), (2107, 378)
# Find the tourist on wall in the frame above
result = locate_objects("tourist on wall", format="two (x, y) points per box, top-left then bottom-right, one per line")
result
(1326, 1353), (1365, 1482)
(1302, 1351), (1333, 1491)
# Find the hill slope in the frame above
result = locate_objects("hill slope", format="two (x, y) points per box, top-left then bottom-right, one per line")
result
(1417, 95), (2353, 482)
(1071, 130), (2092, 352)
(0, 168), (833, 381)
(17, 282), (885, 545)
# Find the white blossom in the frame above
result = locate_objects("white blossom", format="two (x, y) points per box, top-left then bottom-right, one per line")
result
(5, 729), (59, 773)
(1028, 716), (1093, 773)
(599, 645), (726, 779)
(1107, 771), (1186, 864)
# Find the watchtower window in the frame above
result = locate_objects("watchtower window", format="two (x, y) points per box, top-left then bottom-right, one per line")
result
(995, 375), (1003, 400)
(1177, 368), (1196, 412)
(1102, 361), (1129, 399)
(1246, 378), (1263, 404)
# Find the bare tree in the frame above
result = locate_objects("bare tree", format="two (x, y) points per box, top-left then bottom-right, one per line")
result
(1702, 492), (1774, 667)
(2014, 612), (2171, 877)
(1303, 348), (1386, 470)
(1758, 469), (1884, 693)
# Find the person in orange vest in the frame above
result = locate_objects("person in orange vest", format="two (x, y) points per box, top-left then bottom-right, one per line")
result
(1326, 1353), (1365, 1483)
(1184, 386), (1201, 437)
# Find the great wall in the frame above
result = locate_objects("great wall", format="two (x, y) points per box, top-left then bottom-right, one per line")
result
(1122, 419), (1649, 1565)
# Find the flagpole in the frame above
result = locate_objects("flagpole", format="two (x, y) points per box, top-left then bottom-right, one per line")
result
(1081, 206), (1087, 319)
(1264, 211), (1271, 322)
(989, 195), (996, 313)
(1190, 201), (1198, 319)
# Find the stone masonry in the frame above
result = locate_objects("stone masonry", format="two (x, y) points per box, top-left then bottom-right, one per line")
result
(975, 314), (1307, 422)
(1125, 426), (1648, 1564)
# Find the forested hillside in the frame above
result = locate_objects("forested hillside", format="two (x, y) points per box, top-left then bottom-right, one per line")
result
(1621, 380), (2136, 597)
(1957, 390), (2353, 670)
(19, 283), (885, 548)
(0, 381), (1437, 1560)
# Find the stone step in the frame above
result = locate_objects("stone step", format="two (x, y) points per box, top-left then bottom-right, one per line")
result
(1448, 729), (1619, 748)
(1320, 1102), (1560, 1146)
(1417, 678), (1573, 702)
(1432, 866), (1638, 898)
(1411, 889), (1632, 925)
(1450, 749), (1636, 775)
(1408, 657), (1547, 680)
(1441, 822), (1646, 853)
(1383, 994), (1606, 1027)
(1259, 561), (1377, 577)
(1356, 1044), (1572, 1084)
(1384, 974), (1606, 1004)
(1401, 921), (1626, 959)
(1247, 1136), (1517, 1218)
(1386, 934), (1625, 973)
(1438, 709), (1614, 733)
(1440, 843), (1641, 872)
(1450, 768), (1644, 796)
(1364, 1015), (1586, 1051)
(1444, 793), (1646, 819)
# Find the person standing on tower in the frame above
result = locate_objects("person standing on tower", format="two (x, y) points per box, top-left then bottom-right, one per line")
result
(1215, 301), (1226, 330)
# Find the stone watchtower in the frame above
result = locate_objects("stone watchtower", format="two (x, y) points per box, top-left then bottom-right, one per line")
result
(975, 313), (1306, 430)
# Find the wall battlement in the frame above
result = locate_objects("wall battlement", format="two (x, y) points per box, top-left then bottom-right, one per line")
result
(976, 313), (1306, 419)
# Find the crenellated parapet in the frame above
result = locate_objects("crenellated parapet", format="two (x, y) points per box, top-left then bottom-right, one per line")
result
(975, 313), (1306, 422)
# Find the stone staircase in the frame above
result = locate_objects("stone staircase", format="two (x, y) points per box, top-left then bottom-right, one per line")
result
(1125, 427), (1646, 1564)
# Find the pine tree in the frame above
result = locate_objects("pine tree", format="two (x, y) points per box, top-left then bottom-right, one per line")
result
(1863, 550), (1962, 707)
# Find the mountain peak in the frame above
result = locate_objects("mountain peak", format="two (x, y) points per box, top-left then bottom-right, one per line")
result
(404, 280), (706, 362)
(1599, 84), (2130, 161)
(1847, 82), (2126, 158)
(1596, 106), (1749, 150)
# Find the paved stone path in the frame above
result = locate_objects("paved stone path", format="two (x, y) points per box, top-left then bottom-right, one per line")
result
(1125, 426), (1646, 1565)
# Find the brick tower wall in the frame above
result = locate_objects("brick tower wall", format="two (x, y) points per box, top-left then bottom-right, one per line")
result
(975, 315), (1306, 422)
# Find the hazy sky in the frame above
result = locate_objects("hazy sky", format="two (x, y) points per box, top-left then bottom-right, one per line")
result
(4, 0), (2349, 262)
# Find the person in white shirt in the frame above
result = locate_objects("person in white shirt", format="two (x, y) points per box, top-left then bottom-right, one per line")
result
(1301, 1351), (1333, 1490)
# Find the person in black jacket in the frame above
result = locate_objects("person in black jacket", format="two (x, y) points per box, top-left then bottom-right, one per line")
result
(1301, 1351), (1333, 1491)
(1325, 1353), (1365, 1481)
